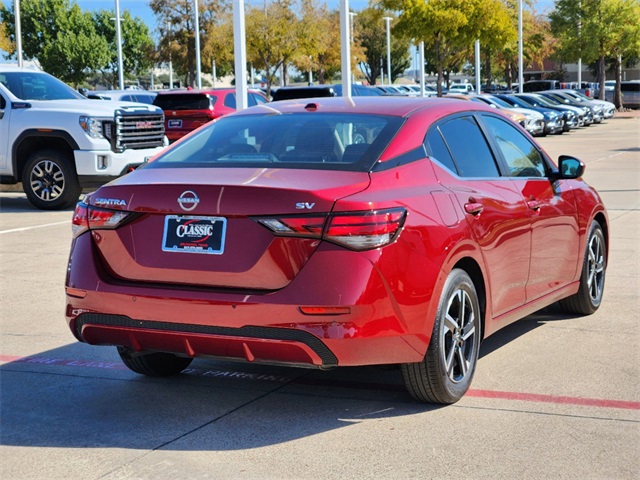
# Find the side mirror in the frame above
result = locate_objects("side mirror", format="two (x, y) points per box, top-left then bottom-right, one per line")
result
(557, 155), (585, 179)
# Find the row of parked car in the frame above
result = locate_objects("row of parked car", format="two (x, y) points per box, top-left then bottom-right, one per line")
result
(84, 83), (615, 144)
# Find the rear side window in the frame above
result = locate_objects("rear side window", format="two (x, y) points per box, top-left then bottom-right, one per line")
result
(0, 95), (5, 109)
(438, 116), (500, 178)
(425, 128), (457, 173)
(153, 94), (213, 110)
(145, 113), (404, 172)
(224, 93), (236, 109)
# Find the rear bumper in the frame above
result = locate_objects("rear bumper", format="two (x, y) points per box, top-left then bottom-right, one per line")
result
(66, 233), (436, 367)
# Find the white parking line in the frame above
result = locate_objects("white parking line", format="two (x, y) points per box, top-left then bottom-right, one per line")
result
(0, 220), (70, 234)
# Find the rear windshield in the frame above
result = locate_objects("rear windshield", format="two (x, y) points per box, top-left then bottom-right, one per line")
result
(153, 93), (214, 110)
(145, 112), (404, 172)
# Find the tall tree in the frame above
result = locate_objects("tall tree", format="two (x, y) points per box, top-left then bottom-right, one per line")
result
(355, 5), (410, 86)
(93, 10), (155, 87)
(497, 2), (554, 88)
(384, 0), (514, 95)
(245, 0), (302, 96)
(551, 0), (640, 101)
(0, 0), (109, 86)
(152, 0), (228, 87)
(292, 1), (338, 84)
(201, 11), (234, 84)
(0, 20), (13, 54)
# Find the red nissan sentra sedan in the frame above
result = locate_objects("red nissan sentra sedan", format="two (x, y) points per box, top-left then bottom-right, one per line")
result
(66, 97), (607, 404)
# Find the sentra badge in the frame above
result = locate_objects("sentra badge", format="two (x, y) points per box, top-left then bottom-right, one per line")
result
(178, 190), (199, 211)
(95, 198), (127, 207)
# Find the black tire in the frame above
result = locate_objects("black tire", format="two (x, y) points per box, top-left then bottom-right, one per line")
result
(402, 269), (481, 404)
(117, 347), (193, 377)
(22, 149), (81, 210)
(558, 221), (606, 315)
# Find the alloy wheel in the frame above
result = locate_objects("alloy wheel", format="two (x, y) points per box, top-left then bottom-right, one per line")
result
(442, 288), (477, 383)
(30, 160), (65, 202)
(587, 233), (605, 304)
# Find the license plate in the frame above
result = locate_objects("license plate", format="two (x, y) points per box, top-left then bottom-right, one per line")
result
(162, 216), (227, 255)
(168, 119), (182, 128)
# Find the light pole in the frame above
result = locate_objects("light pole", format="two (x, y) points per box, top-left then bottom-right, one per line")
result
(114, 0), (124, 90)
(383, 16), (392, 86)
(194, 0), (202, 89)
(419, 41), (425, 97)
(475, 40), (481, 93)
(233, 0), (248, 110)
(349, 11), (357, 84)
(14, 0), (23, 67)
(166, 22), (174, 89)
(518, 0), (523, 93)
(340, 0), (351, 99)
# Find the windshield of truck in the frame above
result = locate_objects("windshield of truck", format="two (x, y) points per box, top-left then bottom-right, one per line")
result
(0, 72), (83, 101)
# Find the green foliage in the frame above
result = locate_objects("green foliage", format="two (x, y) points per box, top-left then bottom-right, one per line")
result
(152, 0), (229, 87)
(384, 0), (514, 94)
(0, 0), (109, 86)
(355, 5), (411, 85)
(93, 10), (155, 86)
(551, 0), (640, 100)
(291, 1), (350, 85)
(551, 0), (640, 63)
(0, 20), (13, 53)
(245, 0), (302, 95)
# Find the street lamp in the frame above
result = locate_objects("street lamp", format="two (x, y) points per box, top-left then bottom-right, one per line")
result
(194, 0), (202, 89)
(340, 0), (351, 99)
(349, 12), (357, 84)
(166, 22), (174, 89)
(382, 16), (392, 86)
(518, 0), (523, 93)
(14, 0), (23, 67)
(114, 0), (124, 90)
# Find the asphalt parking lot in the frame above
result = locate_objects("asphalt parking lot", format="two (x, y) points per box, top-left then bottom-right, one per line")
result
(1, 111), (638, 480)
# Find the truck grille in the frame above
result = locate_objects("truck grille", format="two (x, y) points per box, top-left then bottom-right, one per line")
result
(104, 109), (165, 152)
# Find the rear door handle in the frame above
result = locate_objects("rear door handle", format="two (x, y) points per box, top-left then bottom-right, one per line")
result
(464, 202), (484, 215)
(527, 200), (542, 211)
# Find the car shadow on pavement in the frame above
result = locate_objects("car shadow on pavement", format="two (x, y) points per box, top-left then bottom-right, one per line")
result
(479, 307), (582, 359)
(0, 342), (437, 451)
(0, 310), (584, 451)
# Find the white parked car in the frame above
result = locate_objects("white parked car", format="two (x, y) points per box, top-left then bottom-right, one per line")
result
(449, 83), (475, 94)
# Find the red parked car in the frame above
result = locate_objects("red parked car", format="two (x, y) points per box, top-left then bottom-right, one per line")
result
(153, 88), (269, 142)
(66, 97), (607, 404)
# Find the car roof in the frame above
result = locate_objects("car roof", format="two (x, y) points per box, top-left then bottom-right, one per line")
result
(231, 96), (495, 118)
(156, 88), (260, 96)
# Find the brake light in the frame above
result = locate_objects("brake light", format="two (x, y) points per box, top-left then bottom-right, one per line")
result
(255, 208), (406, 251)
(71, 202), (132, 238)
(326, 209), (406, 250)
(71, 202), (89, 238)
(256, 215), (327, 237)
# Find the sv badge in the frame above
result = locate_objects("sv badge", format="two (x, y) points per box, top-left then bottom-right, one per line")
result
(296, 202), (316, 210)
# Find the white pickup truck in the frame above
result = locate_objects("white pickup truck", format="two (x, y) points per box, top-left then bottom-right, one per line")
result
(0, 67), (167, 209)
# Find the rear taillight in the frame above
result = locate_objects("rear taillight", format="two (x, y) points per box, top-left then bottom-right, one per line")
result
(71, 202), (89, 238)
(325, 209), (406, 250)
(255, 208), (406, 251)
(71, 202), (132, 238)
(256, 215), (327, 237)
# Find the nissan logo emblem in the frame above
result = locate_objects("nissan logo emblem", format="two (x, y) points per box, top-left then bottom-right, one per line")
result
(178, 190), (199, 211)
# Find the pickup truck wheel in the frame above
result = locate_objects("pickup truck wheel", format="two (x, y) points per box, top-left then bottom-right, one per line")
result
(22, 149), (81, 210)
